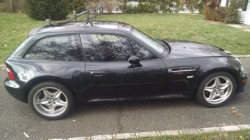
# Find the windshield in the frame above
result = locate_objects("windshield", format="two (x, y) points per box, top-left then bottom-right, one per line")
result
(131, 28), (165, 54)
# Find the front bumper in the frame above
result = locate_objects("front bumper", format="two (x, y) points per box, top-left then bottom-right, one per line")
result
(236, 67), (248, 93)
(4, 78), (27, 103)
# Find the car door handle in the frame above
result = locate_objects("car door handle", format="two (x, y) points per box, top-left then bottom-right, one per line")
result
(90, 71), (104, 76)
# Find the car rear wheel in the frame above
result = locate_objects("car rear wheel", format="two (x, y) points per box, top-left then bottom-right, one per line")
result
(28, 82), (74, 120)
(196, 72), (236, 107)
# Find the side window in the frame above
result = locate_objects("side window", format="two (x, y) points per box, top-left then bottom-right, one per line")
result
(25, 35), (79, 61)
(80, 34), (131, 62)
(129, 39), (157, 60)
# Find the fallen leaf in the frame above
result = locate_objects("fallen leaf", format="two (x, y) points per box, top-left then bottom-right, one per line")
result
(73, 119), (76, 122)
(4, 44), (7, 47)
(23, 132), (29, 138)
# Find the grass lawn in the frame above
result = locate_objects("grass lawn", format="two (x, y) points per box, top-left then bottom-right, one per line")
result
(1, 13), (250, 64)
(133, 129), (250, 140)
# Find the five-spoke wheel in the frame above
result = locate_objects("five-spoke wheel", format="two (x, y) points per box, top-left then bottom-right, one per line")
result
(197, 72), (236, 107)
(33, 87), (68, 117)
(28, 82), (74, 120)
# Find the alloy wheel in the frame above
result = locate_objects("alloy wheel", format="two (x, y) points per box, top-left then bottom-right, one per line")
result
(33, 87), (68, 117)
(203, 76), (233, 104)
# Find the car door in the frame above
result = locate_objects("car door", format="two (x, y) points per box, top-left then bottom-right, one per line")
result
(79, 34), (132, 99)
(80, 33), (166, 99)
(115, 38), (167, 98)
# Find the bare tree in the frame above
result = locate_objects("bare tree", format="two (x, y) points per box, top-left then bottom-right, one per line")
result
(101, 0), (114, 13)
(86, 0), (100, 9)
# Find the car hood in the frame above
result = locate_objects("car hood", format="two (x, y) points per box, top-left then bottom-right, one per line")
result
(166, 41), (232, 59)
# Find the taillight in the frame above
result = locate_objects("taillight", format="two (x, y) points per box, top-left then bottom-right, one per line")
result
(6, 68), (15, 80)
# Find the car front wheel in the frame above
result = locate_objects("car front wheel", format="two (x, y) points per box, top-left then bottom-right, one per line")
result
(28, 82), (74, 120)
(196, 72), (236, 107)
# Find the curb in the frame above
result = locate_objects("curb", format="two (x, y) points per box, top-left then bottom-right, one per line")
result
(49, 124), (250, 140)
(0, 65), (6, 70)
(236, 55), (250, 58)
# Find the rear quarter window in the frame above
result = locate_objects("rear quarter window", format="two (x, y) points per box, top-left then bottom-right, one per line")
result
(11, 37), (33, 58)
(24, 35), (80, 61)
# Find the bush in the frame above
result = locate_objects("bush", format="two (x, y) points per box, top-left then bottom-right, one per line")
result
(137, 3), (158, 13)
(0, 0), (11, 12)
(68, 0), (86, 13)
(25, 0), (69, 20)
(121, 5), (138, 13)
(204, 7), (229, 22)
(121, 3), (158, 14)
(0, 0), (25, 13)
(215, 7), (229, 21)
(224, 0), (244, 23)
(186, 0), (206, 13)
(122, 0), (206, 14)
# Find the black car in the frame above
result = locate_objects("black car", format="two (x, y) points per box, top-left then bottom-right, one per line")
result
(4, 21), (248, 120)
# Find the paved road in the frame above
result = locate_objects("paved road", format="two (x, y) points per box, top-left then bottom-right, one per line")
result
(0, 59), (249, 140)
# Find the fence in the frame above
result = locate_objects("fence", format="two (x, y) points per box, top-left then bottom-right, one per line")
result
(45, 7), (104, 25)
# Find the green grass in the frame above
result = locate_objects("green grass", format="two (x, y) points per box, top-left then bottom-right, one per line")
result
(133, 130), (250, 140)
(1, 13), (250, 64)
(0, 13), (44, 64)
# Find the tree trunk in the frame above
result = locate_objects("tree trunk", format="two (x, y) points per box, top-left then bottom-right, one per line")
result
(10, 0), (15, 13)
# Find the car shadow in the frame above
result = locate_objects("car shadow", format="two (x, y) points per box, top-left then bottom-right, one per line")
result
(71, 98), (201, 117)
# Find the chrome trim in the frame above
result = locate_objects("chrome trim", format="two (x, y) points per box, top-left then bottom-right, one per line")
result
(187, 75), (194, 78)
(168, 67), (197, 73)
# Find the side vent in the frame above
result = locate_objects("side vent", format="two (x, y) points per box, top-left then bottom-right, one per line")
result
(168, 66), (199, 73)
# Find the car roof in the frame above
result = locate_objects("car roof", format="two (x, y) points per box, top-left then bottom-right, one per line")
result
(29, 21), (133, 36)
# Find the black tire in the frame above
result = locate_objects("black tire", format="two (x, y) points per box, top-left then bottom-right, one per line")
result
(28, 82), (75, 120)
(196, 72), (237, 107)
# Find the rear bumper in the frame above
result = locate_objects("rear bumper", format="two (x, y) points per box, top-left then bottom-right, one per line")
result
(4, 78), (27, 103)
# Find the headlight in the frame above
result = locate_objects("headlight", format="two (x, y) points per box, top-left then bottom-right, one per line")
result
(235, 57), (242, 65)
(239, 65), (248, 77)
(230, 54), (242, 65)
(224, 50), (242, 65)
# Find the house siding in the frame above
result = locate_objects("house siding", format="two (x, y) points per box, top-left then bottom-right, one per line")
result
(240, 0), (250, 25)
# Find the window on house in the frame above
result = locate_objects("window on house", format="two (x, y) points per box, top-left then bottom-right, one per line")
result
(243, 0), (249, 11)
(226, 0), (230, 6)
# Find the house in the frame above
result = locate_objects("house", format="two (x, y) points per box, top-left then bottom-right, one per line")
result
(241, 0), (250, 25)
(220, 0), (250, 25)
(127, 1), (139, 7)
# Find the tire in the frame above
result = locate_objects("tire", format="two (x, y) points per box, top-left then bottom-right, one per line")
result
(28, 82), (75, 120)
(196, 72), (237, 107)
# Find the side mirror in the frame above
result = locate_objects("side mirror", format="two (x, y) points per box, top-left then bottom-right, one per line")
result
(128, 55), (140, 64)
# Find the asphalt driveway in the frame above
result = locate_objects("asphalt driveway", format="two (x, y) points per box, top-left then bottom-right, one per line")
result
(0, 59), (249, 140)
